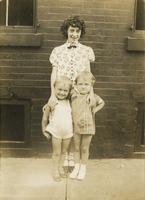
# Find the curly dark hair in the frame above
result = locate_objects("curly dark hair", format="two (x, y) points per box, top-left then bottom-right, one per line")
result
(60, 15), (86, 38)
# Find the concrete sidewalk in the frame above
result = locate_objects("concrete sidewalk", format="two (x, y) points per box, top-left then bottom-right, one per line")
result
(0, 158), (144, 200)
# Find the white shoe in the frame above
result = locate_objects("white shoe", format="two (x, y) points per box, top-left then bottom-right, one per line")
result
(69, 163), (80, 179)
(68, 154), (75, 166)
(77, 164), (86, 180)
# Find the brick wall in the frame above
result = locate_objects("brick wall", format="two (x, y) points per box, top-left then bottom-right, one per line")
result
(0, 0), (144, 157)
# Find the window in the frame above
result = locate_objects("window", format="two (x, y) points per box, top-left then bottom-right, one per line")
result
(0, 0), (41, 47)
(127, 0), (145, 51)
(135, 102), (145, 147)
(0, 0), (35, 26)
(0, 99), (31, 148)
(135, 0), (145, 30)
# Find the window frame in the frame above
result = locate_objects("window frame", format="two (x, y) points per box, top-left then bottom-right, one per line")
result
(0, 0), (37, 32)
(127, 0), (145, 51)
(134, 0), (145, 33)
(0, 0), (42, 47)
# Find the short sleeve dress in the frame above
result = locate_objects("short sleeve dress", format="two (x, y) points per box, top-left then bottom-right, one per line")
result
(71, 94), (103, 135)
(49, 42), (95, 81)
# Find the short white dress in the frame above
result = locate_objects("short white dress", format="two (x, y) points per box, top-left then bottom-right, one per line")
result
(45, 100), (73, 139)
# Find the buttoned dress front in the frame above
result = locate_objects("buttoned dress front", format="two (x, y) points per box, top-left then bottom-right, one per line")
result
(49, 42), (95, 81)
(71, 94), (103, 135)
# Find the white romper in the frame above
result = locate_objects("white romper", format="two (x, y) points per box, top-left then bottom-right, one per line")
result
(45, 100), (73, 139)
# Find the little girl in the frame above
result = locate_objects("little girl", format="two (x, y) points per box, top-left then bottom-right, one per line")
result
(42, 76), (73, 182)
(69, 71), (105, 180)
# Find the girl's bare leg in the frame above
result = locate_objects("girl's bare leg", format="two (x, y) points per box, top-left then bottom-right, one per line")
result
(77, 135), (92, 180)
(60, 138), (71, 176)
(68, 138), (75, 170)
(69, 134), (81, 179)
(63, 138), (75, 168)
(73, 133), (81, 163)
(81, 135), (92, 164)
(52, 136), (62, 181)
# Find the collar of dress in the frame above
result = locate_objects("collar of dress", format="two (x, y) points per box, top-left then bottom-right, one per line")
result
(66, 41), (80, 48)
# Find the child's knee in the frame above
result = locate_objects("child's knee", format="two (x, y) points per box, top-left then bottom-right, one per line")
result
(53, 151), (61, 157)
(61, 149), (68, 155)
(75, 146), (80, 153)
(81, 146), (89, 154)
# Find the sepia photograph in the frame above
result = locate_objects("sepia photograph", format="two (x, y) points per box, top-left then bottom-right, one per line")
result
(0, 0), (145, 199)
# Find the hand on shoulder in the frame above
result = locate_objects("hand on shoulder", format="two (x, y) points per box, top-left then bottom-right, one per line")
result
(70, 86), (79, 100)
(48, 95), (58, 111)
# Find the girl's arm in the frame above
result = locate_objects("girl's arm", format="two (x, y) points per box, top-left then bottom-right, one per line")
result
(43, 67), (58, 112)
(50, 66), (57, 97)
(87, 86), (96, 108)
(93, 96), (105, 114)
(41, 106), (51, 138)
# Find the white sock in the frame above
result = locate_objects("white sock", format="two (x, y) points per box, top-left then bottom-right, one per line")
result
(63, 153), (69, 167)
(77, 164), (86, 180)
(68, 153), (74, 159)
(65, 152), (68, 159)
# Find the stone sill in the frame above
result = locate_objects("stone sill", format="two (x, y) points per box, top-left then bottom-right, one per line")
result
(0, 33), (42, 47)
(127, 36), (145, 51)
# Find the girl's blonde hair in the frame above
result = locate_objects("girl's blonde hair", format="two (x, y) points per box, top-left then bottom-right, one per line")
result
(54, 76), (72, 89)
(75, 71), (96, 86)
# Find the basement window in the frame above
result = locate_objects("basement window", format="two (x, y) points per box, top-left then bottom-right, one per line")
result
(0, 0), (35, 27)
(0, 99), (31, 148)
(135, 102), (145, 146)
